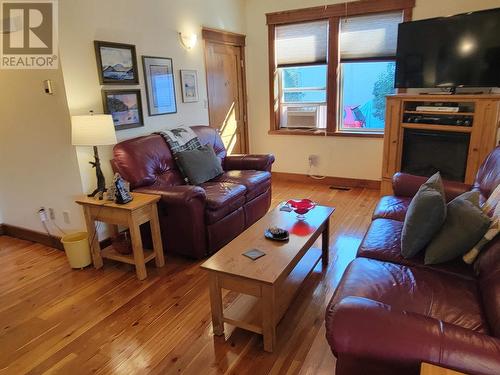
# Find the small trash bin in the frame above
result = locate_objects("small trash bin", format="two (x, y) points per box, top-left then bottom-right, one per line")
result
(61, 232), (92, 269)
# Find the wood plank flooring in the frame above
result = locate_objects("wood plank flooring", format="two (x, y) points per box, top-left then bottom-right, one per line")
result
(0, 180), (379, 375)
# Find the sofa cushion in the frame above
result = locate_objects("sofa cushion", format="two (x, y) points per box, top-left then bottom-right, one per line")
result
(401, 172), (446, 258)
(358, 218), (474, 279)
(213, 170), (271, 201)
(330, 257), (489, 334)
(425, 191), (491, 265)
(475, 238), (500, 338)
(200, 181), (246, 224)
(113, 134), (184, 189)
(472, 146), (500, 205)
(373, 195), (411, 222)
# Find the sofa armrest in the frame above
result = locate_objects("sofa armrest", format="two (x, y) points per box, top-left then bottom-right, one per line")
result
(224, 154), (275, 172)
(133, 185), (206, 205)
(133, 185), (208, 258)
(326, 296), (500, 375)
(392, 172), (471, 202)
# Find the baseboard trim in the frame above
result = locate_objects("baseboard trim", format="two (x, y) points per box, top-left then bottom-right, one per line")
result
(272, 172), (381, 190)
(1, 224), (64, 250)
(1, 223), (115, 251)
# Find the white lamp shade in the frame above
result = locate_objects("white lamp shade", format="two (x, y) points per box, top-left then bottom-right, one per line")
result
(71, 114), (117, 146)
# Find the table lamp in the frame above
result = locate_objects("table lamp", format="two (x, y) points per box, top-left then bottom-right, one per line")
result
(71, 113), (117, 199)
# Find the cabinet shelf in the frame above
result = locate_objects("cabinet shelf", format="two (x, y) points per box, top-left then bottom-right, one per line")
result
(401, 123), (473, 133)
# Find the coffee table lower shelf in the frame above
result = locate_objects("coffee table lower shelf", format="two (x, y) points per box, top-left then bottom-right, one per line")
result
(215, 247), (323, 350)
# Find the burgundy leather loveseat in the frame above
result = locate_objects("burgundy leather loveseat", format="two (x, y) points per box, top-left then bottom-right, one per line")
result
(326, 147), (500, 375)
(112, 126), (275, 259)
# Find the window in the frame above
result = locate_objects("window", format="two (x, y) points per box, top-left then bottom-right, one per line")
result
(267, 0), (413, 136)
(275, 21), (328, 130)
(338, 12), (402, 132)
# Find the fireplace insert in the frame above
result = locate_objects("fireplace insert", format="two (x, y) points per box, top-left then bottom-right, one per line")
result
(401, 129), (470, 182)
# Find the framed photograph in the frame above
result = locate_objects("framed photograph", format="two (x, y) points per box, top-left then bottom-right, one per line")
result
(102, 89), (144, 130)
(94, 41), (139, 84)
(180, 70), (199, 103)
(142, 56), (177, 116)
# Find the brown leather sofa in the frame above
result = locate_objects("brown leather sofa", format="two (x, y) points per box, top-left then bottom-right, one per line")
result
(112, 126), (275, 259)
(326, 147), (500, 375)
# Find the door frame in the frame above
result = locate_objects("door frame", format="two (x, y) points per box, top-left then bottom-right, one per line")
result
(202, 27), (249, 153)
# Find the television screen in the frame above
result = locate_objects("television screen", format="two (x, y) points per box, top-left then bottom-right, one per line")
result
(395, 8), (500, 89)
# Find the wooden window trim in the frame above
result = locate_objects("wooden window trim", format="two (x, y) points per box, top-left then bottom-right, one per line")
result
(266, 0), (415, 25)
(267, 0), (414, 137)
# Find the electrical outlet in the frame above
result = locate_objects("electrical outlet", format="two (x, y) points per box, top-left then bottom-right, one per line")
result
(48, 208), (55, 220)
(63, 211), (70, 224)
(308, 154), (319, 167)
(38, 207), (48, 222)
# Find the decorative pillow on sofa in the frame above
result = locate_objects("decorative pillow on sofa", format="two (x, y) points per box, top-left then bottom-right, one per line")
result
(463, 184), (500, 264)
(424, 191), (491, 265)
(401, 172), (446, 259)
(175, 144), (223, 185)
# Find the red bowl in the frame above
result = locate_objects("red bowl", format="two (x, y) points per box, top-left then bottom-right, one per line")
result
(286, 199), (316, 215)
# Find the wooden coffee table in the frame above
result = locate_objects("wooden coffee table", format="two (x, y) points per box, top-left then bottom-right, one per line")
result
(201, 204), (334, 352)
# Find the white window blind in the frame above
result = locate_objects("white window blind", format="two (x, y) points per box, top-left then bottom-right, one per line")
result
(275, 20), (328, 67)
(339, 12), (402, 60)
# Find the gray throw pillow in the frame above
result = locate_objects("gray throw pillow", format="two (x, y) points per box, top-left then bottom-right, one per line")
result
(424, 191), (491, 265)
(175, 144), (223, 185)
(401, 172), (446, 258)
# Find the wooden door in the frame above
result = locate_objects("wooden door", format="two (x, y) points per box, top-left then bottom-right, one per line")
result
(204, 36), (248, 154)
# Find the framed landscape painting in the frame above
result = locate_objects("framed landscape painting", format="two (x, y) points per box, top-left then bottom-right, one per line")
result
(102, 89), (144, 130)
(142, 56), (177, 116)
(180, 70), (199, 103)
(94, 41), (139, 84)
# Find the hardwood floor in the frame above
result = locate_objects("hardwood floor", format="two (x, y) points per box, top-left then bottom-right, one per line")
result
(0, 180), (379, 375)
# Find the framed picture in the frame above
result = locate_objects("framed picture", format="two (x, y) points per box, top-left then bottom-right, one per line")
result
(180, 70), (199, 103)
(94, 41), (139, 84)
(142, 56), (177, 116)
(102, 89), (144, 130)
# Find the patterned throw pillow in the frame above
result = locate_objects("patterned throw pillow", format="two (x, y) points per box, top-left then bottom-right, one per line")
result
(156, 126), (201, 154)
(463, 184), (500, 264)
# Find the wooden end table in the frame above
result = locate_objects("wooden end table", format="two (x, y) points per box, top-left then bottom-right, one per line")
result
(76, 192), (165, 280)
(201, 204), (334, 352)
(420, 363), (467, 375)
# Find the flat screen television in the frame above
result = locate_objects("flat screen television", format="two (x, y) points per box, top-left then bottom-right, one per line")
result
(395, 8), (500, 89)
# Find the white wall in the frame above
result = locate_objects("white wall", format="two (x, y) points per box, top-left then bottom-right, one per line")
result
(0, 67), (85, 233)
(243, 0), (500, 181)
(59, 0), (246, 194)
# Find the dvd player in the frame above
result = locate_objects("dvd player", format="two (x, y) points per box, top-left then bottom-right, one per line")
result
(403, 114), (473, 126)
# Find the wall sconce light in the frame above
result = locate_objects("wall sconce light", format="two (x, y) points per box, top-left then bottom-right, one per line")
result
(178, 32), (198, 50)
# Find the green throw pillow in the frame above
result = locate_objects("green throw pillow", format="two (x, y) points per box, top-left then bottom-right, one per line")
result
(401, 172), (446, 258)
(175, 144), (223, 185)
(424, 191), (491, 265)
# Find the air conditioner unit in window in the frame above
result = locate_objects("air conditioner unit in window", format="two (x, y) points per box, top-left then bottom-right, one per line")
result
(286, 106), (318, 128)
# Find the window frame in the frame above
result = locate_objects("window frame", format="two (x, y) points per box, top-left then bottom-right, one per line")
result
(267, 0), (414, 137)
(337, 57), (397, 133)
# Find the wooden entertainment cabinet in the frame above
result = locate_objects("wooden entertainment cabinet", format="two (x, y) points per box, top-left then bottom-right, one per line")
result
(381, 94), (500, 196)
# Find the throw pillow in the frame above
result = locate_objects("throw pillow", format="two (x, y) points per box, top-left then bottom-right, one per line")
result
(156, 126), (201, 154)
(424, 191), (491, 265)
(463, 184), (500, 264)
(401, 172), (446, 259)
(175, 144), (223, 185)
